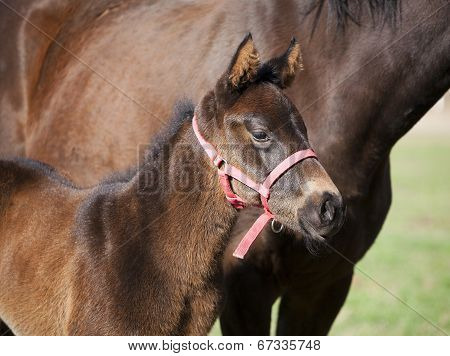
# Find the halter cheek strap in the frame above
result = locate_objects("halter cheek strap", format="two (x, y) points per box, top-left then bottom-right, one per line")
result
(192, 114), (317, 259)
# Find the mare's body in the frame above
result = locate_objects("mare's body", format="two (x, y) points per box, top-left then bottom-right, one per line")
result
(0, 0), (448, 334)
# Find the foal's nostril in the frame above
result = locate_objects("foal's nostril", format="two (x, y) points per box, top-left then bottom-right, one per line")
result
(319, 193), (341, 226)
(321, 199), (335, 223)
(299, 191), (344, 238)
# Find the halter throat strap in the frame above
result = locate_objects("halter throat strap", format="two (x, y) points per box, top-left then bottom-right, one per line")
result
(192, 114), (317, 258)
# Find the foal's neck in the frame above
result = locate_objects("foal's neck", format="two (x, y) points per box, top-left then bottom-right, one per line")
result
(77, 116), (237, 334)
(135, 119), (237, 278)
(115, 117), (237, 330)
(86, 117), (237, 333)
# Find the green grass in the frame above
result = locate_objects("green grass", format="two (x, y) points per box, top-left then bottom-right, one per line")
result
(210, 135), (450, 336)
(329, 136), (450, 335)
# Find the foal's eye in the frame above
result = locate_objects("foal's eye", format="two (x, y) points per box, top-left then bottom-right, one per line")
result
(251, 131), (270, 142)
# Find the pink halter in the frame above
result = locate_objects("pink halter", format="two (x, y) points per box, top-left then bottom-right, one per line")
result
(192, 114), (317, 259)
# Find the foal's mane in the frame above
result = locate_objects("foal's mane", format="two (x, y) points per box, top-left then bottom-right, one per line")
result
(145, 99), (195, 164)
(101, 99), (195, 185)
(308, 0), (400, 32)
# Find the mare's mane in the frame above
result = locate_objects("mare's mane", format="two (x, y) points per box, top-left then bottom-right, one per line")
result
(308, 0), (400, 32)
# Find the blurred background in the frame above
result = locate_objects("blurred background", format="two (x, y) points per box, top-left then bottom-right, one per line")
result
(211, 90), (450, 336)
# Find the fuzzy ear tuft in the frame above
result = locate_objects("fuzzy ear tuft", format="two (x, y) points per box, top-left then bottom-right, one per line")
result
(258, 38), (303, 89)
(284, 37), (303, 81)
(228, 33), (261, 89)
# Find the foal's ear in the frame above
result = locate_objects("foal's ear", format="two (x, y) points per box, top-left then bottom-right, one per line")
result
(259, 38), (303, 88)
(226, 33), (261, 89)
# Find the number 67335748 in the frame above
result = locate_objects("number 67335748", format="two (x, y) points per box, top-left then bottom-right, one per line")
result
(257, 339), (320, 351)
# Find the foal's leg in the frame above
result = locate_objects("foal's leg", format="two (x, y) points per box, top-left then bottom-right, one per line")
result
(276, 272), (353, 335)
(220, 262), (279, 335)
(0, 319), (14, 336)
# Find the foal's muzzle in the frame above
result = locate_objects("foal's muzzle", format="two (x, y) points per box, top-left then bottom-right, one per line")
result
(300, 191), (345, 239)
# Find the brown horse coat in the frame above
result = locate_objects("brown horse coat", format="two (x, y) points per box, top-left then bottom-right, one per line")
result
(0, 148), (233, 335)
(0, 0), (448, 335)
(0, 35), (343, 335)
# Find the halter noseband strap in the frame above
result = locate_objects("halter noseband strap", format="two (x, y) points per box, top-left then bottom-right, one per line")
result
(192, 114), (317, 259)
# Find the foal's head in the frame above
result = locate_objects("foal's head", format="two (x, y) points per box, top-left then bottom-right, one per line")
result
(196, 34), (345, 241)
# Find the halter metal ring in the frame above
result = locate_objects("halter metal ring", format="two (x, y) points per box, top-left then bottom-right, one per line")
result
(271, 219), (284, 234)
(213, 156), (227, 169)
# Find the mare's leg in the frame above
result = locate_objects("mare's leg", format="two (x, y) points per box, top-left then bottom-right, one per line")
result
(220, 261), (279, 335)
(0, 319), (14, 336)
(220, 208), (282, 336)
(276, 272), (353, 335)
(275, 159), (392, 335)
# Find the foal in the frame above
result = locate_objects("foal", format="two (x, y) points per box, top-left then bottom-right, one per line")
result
(0, 35), (343, 335)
